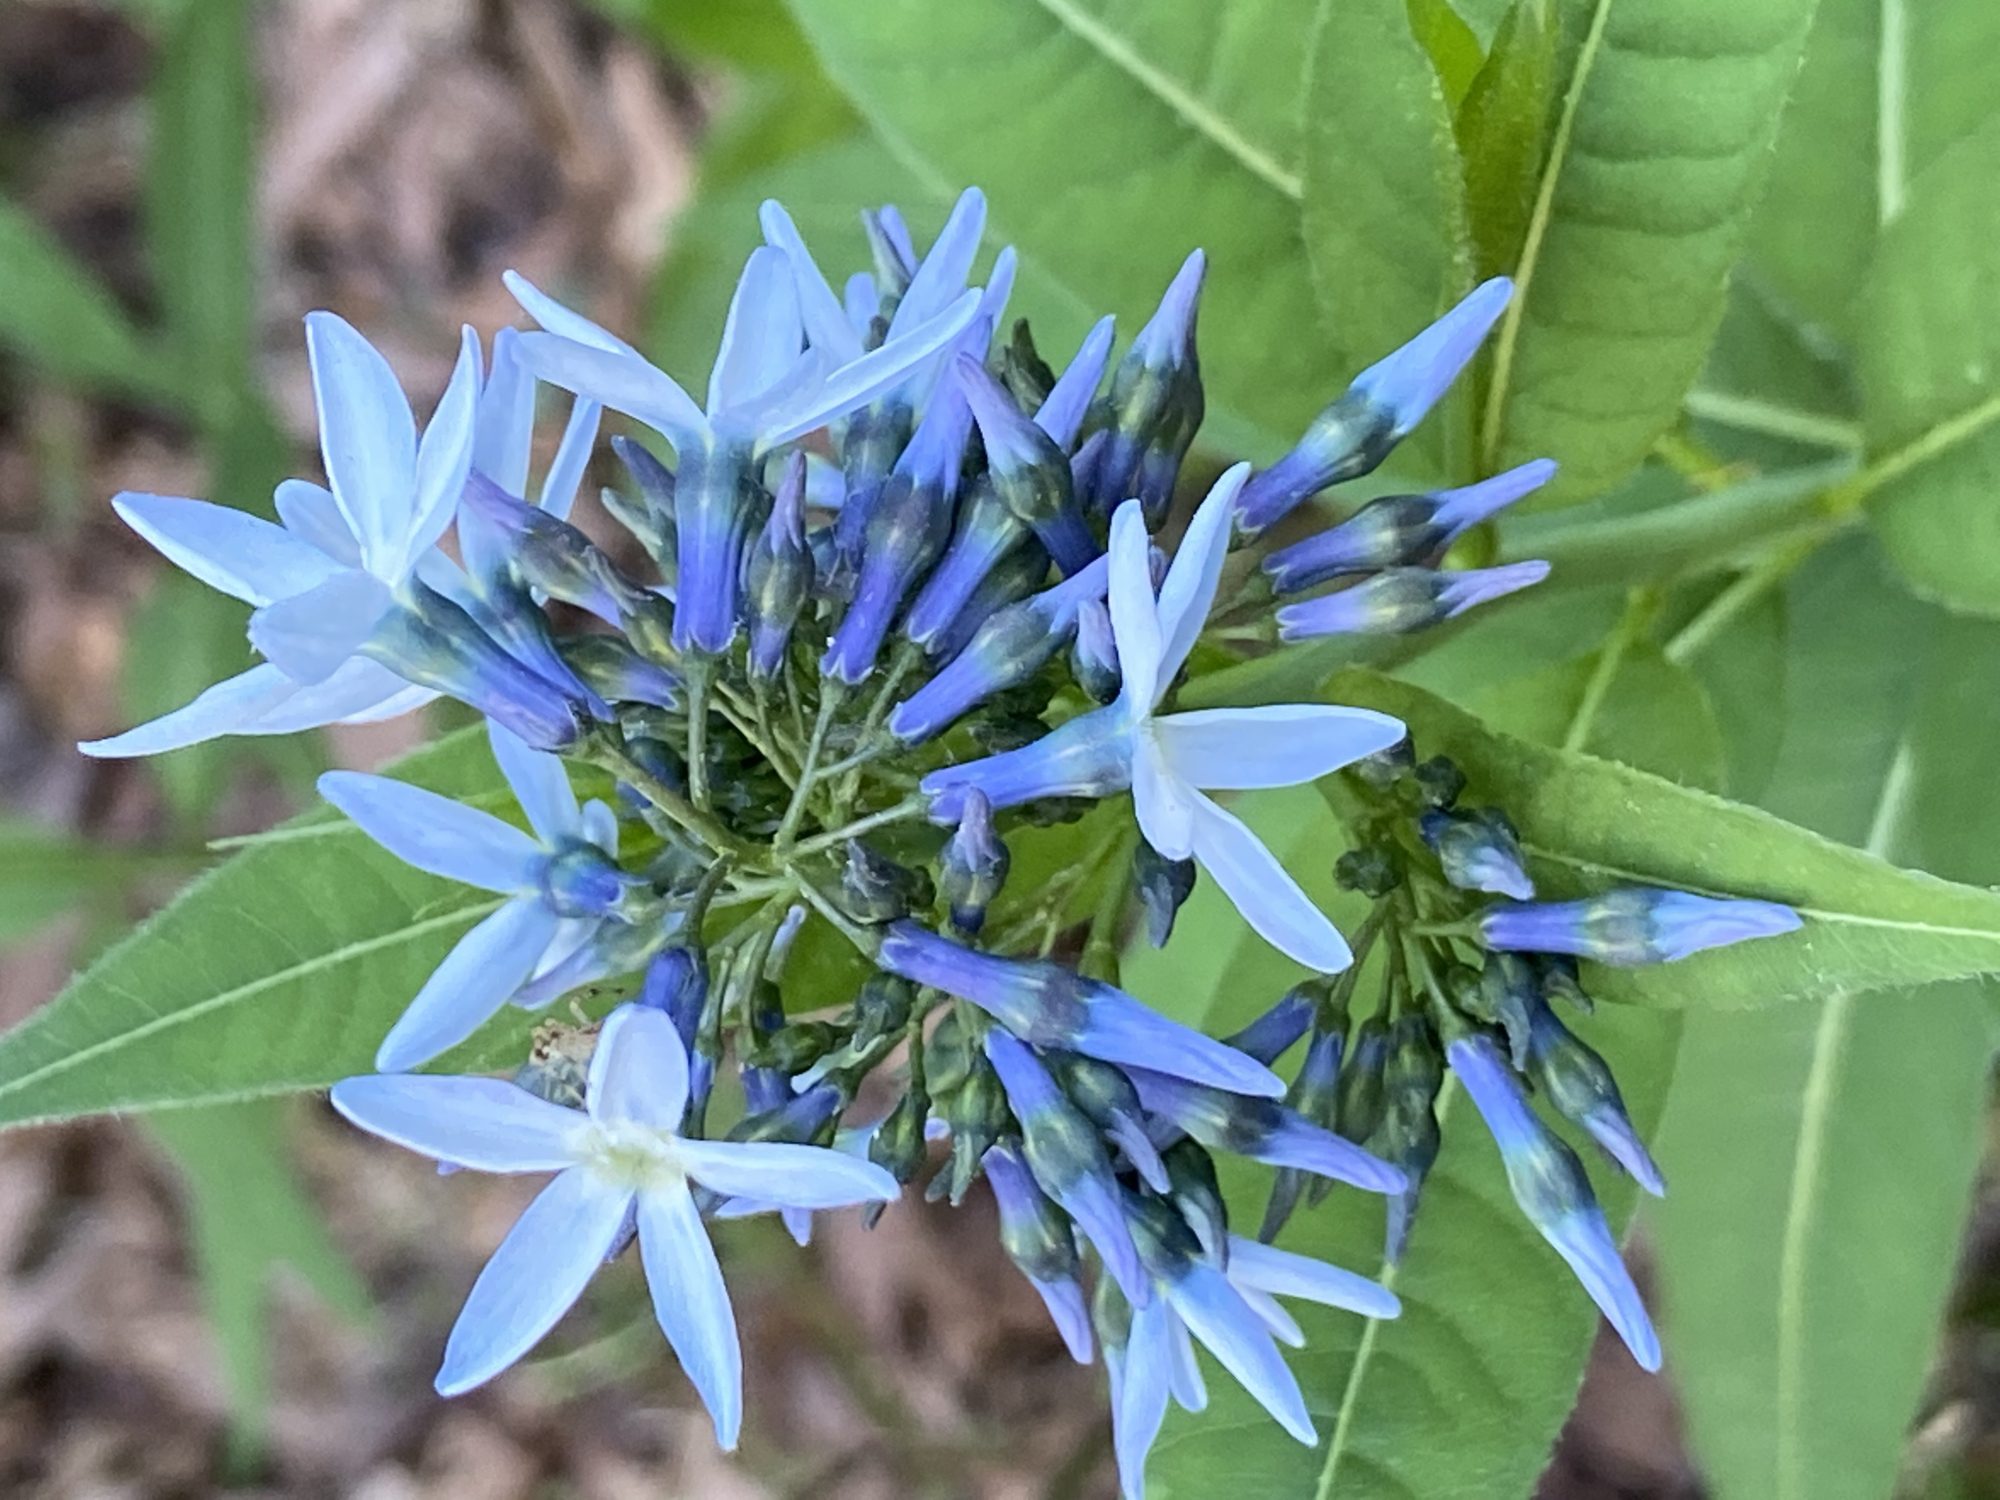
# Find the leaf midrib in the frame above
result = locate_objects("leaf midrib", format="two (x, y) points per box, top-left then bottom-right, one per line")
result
(0, 893), (501, 1109)
(1025, 0), (1304, 200)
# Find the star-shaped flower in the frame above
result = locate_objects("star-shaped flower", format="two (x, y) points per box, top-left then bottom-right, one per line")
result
(924, 467), (1406, 971)
(331, 1004), (900, 1446)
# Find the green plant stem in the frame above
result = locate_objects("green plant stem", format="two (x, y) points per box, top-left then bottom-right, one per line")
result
(579, 735), (752, 864)
(794, 875), (880, 956)
(1080, 825), (1140, 982)
(788, 798), (927, 859)
(712, 693), (800, 788)
(684, 658), (714, 811)
(775, 688), (843, 848)
(1563, 587), (1658, 752)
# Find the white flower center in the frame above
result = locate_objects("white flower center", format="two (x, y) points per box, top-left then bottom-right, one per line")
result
(573, 1119), (685, 1193)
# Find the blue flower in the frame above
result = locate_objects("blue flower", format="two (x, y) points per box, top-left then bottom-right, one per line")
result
(1235, 279), (1514, 535)
(924, 469), (1407, 971)
(330, 1004), (899, 1444)
(509, 237), (981, 653)
(876, 921), (1284, 1098)
(1122, 1064), (1405, 1193)
(321, 722), (655, 1071)
(983, 1140), (1095, 1362)
(1479, 887), (1804, 965)
(1274, 560), (1550, 640)
(1109, 1202), (1400, 1500)
(1448, 1033), (1660, 1370)
(1084, 250), (1205, 525)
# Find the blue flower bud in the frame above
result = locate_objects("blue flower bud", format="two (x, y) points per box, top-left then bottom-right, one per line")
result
(959, 356), (1099, 574)
(1331, 1014), (1389, 1148)
(1221, 987), (1318, 1065)
(890, 553), (1108, 743)
(1262, 459), (1556, 594)
(870, 1086), (932, 1189)
(539, 841), (641, 919)
(744, 452), (812, 679)
(1377, 1017), (1443, 1263)
(1258, 1026), (1344, 1242)
(671, 436), (762, 655)
(1086, 251), (1205, 519)
(925, 539), (1052, 663)
(850, 972), (916, 1050)
(1448, 1033), (1660, 1371)
(1479, 887), (1803, 966)
(864, 204), (917, 300)
(1523, 999), (1664, 1196)
(1071, 597), (1122, 704)
(986, 1028), (1148, 1306)
(1160, 1137), (1228, 1263)
(937, 1051), (1011, 1204)
(1044, 1050), (1169, 1192)
(1235, 279), (1513, 534)
(460, 473), (626, 624)
(1463, 953), (1540, 1069)
(939, 788), (1010, 935)
(985, 1141), (1094, 1362)
(900, 483), (1030, 652)
(1133, 840), (1197, 948)
(1126, 1065), (1404, 1194)
(1420, 807), (1534, 900)
(878, 922), (1284, 1098)
(842, 840), (932, 923)
(1539, 955), (1594, 1015)
(637, 944), (708, 1056)
(555, 634), (681, 711)
(1273, 561), (1550, 641)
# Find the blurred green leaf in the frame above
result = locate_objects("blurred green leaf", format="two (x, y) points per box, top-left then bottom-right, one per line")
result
(1407, 0), (1486, 107)
(1749, 0), (2000, 347)
(1330, 668), (2000, 1010)
(1302, 0), (1474, 484)
(150, 1098), (373, 1470)
(783, 0), (1329, 456)
(595, 0), (828, 74)
(0, 728), (527, 1129)
(1480, 0), (1817, 507)
(0, 197), (164, 398)
(1861, 117), (2000, 615)
(0, 816), (135, 945)
(1655, 540), (1991, 1500)
(1457, 0), (1556, 284)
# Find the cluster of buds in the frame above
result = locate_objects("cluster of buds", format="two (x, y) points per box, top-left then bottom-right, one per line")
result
(79, 187), (1802, 1497)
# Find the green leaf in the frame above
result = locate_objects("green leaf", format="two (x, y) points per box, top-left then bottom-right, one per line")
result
(783, 0), (1330, 456)
(1407, 0), (1487, 107)
(1129, 788), (1679, 1499)
(0, 816), (136, 945)
(1861, 117), (2000, 615)
(1479, 0), (1818, 507)
(1654, 542), (1992, 1500)
(1302, 0), (1475, 483)
(0, 728), (527, 1130)
(1327, 667), (2000, 1010)
(1456, 0), (1556, 284)
(1748, 0), (2000, 346)
(0, 196), (163, 398)
(150, 1099), (373, 1470)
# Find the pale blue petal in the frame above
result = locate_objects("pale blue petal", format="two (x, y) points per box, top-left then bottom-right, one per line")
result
(708, 246), (804, 416)
(304, 310), (417, 576)
(436, 1166), (631, 1395)
(516, 332), (706, 450)
(114, 492), (343, 606)
(1169, 1263), (1315, 1443)
(888, 186), (985, 334)
(1115, 1298), (1173, 1500)
(1155, 705), (1407, 791)
(1155, 464), (1247, 683)
(1035, 1276), (1095, 1364)
(78, 664), (301, 757)
(503, 269), (642, 356)
(674, 1139), (900, 1210)
(586, 1003), (690, 1131)
(1073, 992), (1285, 1098)
(1167, 1310), (1210, 1408)
(247, 568), (394, 684)
(377, 897), (560, 1071)
(1236, 1286), (1305, 1348)
(404, 324), (484, 564)
(248, 658), (435, 733)
(1186, 791), (1352, 974)
(1107, 500), (1162, 708)
(1131, 737), (1196, 861)
(1350, 277), (1511, 437)
(274, 479), (361, 565)
(487, 719), (579, 844)
(843, 272), (878, 337)
(1224, 1235), (1402, 1321)
(538, 398), (602, 521)
(474, 327), (535, 496)
(581, 798), (619, 856)
(755, 288), (980, 449)
(638, 1180), (745, 1450)
(329, 1073), (583, 1171)
(977, 246), (1018, 352)
(1034, 315), (1114, 450)
(318, 770), (544, 890)
(1544, 1205), (1662, 1372)
(759, 199), (865, 364)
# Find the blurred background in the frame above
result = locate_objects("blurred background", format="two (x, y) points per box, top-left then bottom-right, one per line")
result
(0, 1), (1996, 1497)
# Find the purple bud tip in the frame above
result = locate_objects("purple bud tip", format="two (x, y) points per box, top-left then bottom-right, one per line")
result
(1131, 249), (1206, 368)
(1432, 458), (1558, 536)
(1036, 315), (1117, 450)
(1441, 560), (1551, 618)
(956, 354), (1041, 473)
(1350, 277), (1513, 437)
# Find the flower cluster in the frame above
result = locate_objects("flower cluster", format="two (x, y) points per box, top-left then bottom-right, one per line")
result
(83, 187), (1803, 1493)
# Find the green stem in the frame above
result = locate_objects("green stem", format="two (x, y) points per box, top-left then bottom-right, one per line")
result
(775, 687), (844, 848)
(684, 657), (713, 811)
(1080, 825), (1140, 982)
(579, 735), (752, 864)
(794, 875), (881, 957)
(788, 797), (927, 859)
(1563, 586), (1657, 752)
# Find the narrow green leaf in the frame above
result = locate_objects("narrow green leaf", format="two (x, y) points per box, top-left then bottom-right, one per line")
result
(1456, 0), (1556, 283)
(783, 0), (1328, 455)
(150, 1098), (373, 1469)
(1861, 117), (2000, 615)
(1655, 542), (1991, 1500)
(0, 728), (524, 1129)
(1328, 668), (2000, 1009)
(1479, 0), (1818, 507)
(1302, 0), (1475, 483)
(1407, 0), (1487, 107)
(0, 197), (162, 398)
